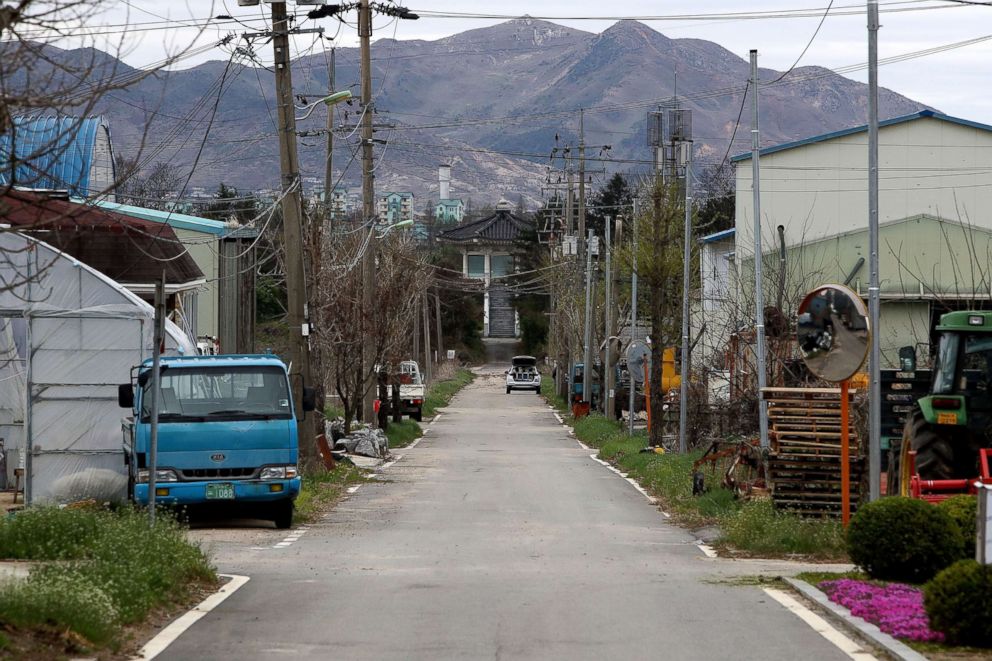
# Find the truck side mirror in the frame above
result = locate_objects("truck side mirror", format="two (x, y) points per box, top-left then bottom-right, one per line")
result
(118, 384), (134, 409)
(301, 386), (317, 413)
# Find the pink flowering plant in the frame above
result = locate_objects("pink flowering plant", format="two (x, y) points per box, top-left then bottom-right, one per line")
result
(820, 578), (944, 643)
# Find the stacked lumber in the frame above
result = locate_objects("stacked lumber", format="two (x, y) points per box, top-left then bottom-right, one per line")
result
(762, 387), (865, 516)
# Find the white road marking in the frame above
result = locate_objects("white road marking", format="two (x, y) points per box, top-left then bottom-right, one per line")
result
(347, 485), (362, 493)
(588, 453), (661, 507)
(552, 412), (564, 425)
(272, 526), (309, 549)
(407, 435), (424, 450)
(430, 413), (442, 425)
(135, 574), (250, 660)
(764, 588), (878, 660)
(696, 542), (718, 558)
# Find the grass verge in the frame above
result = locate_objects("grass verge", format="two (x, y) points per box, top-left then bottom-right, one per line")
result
(564, 411), (848, 560)
(294, 463), (368, 524)
(385, 419), (423, 449)
(424, 368), (475, 417)
(0, 506), (215, 654)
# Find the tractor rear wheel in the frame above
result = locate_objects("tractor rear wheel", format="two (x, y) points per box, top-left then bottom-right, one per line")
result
(900, 409), (957, 490)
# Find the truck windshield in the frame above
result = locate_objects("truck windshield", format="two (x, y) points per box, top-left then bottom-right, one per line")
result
(141, 366), (292, 422)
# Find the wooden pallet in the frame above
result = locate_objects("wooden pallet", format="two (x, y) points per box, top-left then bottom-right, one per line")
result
(762, 387), (865, 516)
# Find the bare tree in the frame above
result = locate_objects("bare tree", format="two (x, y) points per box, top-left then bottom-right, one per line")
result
(312, 227), (431, 433)
(114, 157), (184, 210)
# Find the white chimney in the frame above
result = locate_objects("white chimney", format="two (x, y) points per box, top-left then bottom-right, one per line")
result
(439, 164), (451, 200)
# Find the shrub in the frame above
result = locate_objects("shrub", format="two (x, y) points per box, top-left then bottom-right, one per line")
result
(847, 497), (962, 583)
(925, 560), (992, 647)
(937, 495), (977, 560)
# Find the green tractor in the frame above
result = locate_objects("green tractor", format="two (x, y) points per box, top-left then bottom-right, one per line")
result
(889, 310), (992, 495)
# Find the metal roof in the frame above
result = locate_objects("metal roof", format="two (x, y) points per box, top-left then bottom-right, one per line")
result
(699, 228), (735, 244)
(730, 110), (992, 163)
(1, 189), (204, 287)
(436, 208), (532, 244)
(0, 116), (115, 197)
(94, 200), (234, 236)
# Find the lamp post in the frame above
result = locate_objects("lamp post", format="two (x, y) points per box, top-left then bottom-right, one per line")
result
(295, 90), (353, 122)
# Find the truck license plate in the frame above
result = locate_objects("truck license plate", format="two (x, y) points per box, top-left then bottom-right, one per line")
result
(206, 483), (235, 500)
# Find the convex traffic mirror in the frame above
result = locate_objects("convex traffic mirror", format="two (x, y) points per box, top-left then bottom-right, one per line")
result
(796, 284), (871, 383)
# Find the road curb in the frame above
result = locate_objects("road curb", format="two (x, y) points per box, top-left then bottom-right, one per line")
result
(783, 577), (927, 661)
(134, 573), (250, 660)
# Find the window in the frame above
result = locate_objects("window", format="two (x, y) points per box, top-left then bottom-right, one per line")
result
(491, 255), (512, 277)
(142, 366), (292, 422)
(467, 254), (485, 278)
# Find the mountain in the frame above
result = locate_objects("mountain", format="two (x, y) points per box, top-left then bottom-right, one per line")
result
(50, 18), (928, 207)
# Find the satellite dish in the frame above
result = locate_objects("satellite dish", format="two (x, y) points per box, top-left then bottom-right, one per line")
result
(626, 341), (651, 383)
(796, 284), (871, 383)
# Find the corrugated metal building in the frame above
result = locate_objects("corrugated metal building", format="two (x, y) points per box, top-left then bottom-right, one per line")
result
(0, 116), (116, 200)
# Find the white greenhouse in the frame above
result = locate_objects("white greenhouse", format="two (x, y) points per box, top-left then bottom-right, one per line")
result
(0, 231), (194, 504)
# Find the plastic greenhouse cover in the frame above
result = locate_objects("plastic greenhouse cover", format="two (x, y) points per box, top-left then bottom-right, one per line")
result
(0, 231), (195, 504)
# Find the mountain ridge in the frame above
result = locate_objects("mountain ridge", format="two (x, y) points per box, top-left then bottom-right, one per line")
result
(39, 19), (930, 207)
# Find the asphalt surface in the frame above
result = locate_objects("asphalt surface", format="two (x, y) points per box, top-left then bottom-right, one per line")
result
(170, 366), (860, 660)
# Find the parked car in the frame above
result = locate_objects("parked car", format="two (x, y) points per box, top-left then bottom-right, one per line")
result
(506, 356), (541, 394)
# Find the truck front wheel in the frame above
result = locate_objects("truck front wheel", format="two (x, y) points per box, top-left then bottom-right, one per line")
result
(272, 500), (294, 529)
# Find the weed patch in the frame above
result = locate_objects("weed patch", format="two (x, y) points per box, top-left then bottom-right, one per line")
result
(0, 506), (215, 649)
(719, 500), (846, 559)
(424, 368), (474, 417)
(385, 419), (422, 449)
(294, 464), (368, 524)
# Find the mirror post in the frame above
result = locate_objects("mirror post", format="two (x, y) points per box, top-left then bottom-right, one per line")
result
(841, 379), (851, 526)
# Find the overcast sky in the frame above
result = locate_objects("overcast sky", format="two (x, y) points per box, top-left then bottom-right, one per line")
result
(78, 1), (992, 122)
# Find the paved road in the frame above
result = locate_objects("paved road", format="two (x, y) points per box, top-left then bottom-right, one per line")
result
(169, 368), (863, 660)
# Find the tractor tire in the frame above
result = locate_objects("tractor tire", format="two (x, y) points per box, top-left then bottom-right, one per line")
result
(905, 409), (957, 482)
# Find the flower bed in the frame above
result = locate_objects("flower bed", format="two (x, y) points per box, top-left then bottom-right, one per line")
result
(820, 578), (944, 643)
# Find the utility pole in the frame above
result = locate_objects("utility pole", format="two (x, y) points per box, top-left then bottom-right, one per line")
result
(867, 0), (882, 500)
(750, 49), (770, 449)
(604, 217), (614, 420)
(434, 292), (445, 363)
(271, 1), (315, 451)
(582, 229), (595, 405)
(578, 110), (587, 260)
(360, 0), (377, 424)
(629, 198), (639, 436)
(148, 274), (165, 525)
(679, 146), (693, 454)
(422, 294), (432, 384)
(323, 46), (336, 223)
(565, 150), (574, 234)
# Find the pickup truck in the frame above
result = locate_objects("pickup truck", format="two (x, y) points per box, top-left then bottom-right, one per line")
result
(398, 360), (425, 421)
(506, 355), (541, 394)
(117, 354), (315, 528)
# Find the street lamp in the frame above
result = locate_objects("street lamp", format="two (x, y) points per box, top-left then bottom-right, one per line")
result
(295, 90), (353, 121)
(376, 218), (413, 238)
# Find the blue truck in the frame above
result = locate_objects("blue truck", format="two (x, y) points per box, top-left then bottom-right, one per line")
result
(117, 354), (315, 528)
